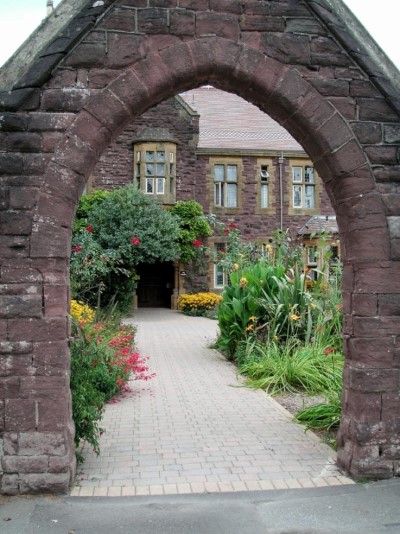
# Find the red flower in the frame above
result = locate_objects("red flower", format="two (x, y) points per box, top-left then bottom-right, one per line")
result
(86, 225), (93, 233)
(224, 228), (230, 234)
(73, 244), (83, 253)
(131, 237), (141, 245)
(193, 239), (202, 247)
(324, 347), (335, 355)
(229, 222), (237, 229)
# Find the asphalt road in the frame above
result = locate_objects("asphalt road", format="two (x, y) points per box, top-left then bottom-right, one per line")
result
(1, 479), (400, 533)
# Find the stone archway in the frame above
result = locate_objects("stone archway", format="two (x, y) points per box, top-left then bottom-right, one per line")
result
(1, 1), (400, 493)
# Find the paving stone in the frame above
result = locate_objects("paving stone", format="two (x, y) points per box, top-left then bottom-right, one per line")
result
(71, 309), (354, 496)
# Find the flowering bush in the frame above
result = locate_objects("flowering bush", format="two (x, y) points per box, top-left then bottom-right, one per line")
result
(70, 306), (154, 459)
(70, 299), (95, 325)
(178, 292), (222, 316)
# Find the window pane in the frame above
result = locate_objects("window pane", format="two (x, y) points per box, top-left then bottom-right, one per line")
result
(146, 163), (154, 176)
(261, 166), (269, 181)
(261, 184), (268, 208)
(214, 165), (224, 182)
(226, 183), (237, 208)
(156, 163), (165, 176)
(226, 165), (238, 182)
(305, 185), (315, 208)
(215, 265), (224, 287)
(293, 185), (302, 207)
(214, 182), (223, 206)
(292, 167), (302, 183)
(307, 247), (317, 263)
(305, 166), (314, 183)
(146, 178), (154, 193)
(156, 151), (165, 162)
(156, 178), (165, 194)
(145, 151), (154, 162)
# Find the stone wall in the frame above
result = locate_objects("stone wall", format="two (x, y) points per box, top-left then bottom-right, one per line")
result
(0, 0), (400, 493)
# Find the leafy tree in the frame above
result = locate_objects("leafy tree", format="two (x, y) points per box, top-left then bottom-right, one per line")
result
(73, 189), (110, 233)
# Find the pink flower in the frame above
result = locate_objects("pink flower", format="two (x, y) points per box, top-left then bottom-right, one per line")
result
(73, 244), (83, 253)
(229, 222), (237, 229)
(86, 225), (93, 233)
(193, 239), (202, 247)
(131, 237), (141, 245)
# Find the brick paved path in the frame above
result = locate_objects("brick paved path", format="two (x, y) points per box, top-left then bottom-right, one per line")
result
(72, 308), (353, 497)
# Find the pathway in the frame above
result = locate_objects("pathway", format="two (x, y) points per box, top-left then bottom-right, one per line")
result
(71, 308), (353, 497)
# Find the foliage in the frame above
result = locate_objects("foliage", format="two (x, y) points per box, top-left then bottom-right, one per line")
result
(73, 189), (110, 233)
(170, 200), (213, 264)
(88, 186), (181, 268)
(69, 303), (154, 459)
(295, 377), (342, 431)
(178, 292), (222, 316)
(71, 186), (181, 309)
(239, 338), (344, 395)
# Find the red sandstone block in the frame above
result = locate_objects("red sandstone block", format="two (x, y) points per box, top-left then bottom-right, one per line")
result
(316, 112), (355, 155)
(5, 431), (66, 456)
(351, 122), (382, 145)
(23, 153), (51, 175)
(347, 365), (399, 393)
(2, 455), (49, 474)
(261, 33), (310, 64)
(5, 399), (37, 431)
(0, 400), (4, 431)
(0, 295), (42, 319)
(115, 0), (147, 6)
(30, 221), (71, 259)
(104, 33), (146, 69)
(210, 0), (242, 14)
(170, 10), (195, 36)
(178, 0), (208, 10)
(19, 377), (69, 399)
(36, 192), (75, 229)
(138, 8), (169, 34)
(0, 212), (32, 235)
(0, 377), (20, 398)
(28, 112), (76, 132)
(41, 132), (64, 153)
(43, 284), (69, 318)
(239, 15), (285, 32)
(19, 473), (71, 494)
(98, 7), (136, 32)
(48, 454), (73, 474)
(348, 337), (394, 368)
(342, 389), (382, 423)
(83, 89), (133, 138)
(53, 134), (97, 178)
(0, 355), (34, 378)
(342, 227), (390, 262)
(38, 397), (71, 431)
(10, 187), (39, 210)
(350, 80), (380, 98)
(358, 98), (399, 122)
(0, 341), (32, 354)
(130, 55), (173, 104)
(196, 12), (240, 41)
(159, 42), (197, 92)
(68, 111), (112, 159)
(352, 293), (378, 316)
(0, 474), (19, 495)
(33, 341), (70, 376)
(7, 317), (68, 342)
(322, 139), (368, 175)
(365, 146), (398, 166)
(7, 132), (42, 153)
(382, 393), (400, 422)
(355, 263), (400, 294)
(150, 0), (177, 6)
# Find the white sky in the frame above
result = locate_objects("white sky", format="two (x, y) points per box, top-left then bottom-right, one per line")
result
(0, 0), (399, 70)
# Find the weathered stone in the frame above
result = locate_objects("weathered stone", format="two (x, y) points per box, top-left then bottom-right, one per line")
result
(352, 293), (378, 316)
(97, 7), (136, 32)
(138, 8), (169, 34)
(239, 15), (285, 32)
(7, 133), (42, 153)
(196, 12), (240, 41)
(33, 341), (69, 377)
(10, 187), (39, 210)
(384, 124), (400, 144)
(0, 113), (29, 132)
(170, 10), (195, 36)
(358, 98), (399, 122)
(4, 399), (37, 432)
(310, 78), (349, 97)
(5, 432), (66, 456)
(18, 473), (71, 494)
(348, 337), (394, 368)
(7, 317), (68, 342)
(2, 455), (49, 474)
(0, 474), (19, 495)
(0, 212), (32, 235)
(344, 365), (399, 393)
(351, 122), (382, 144)
(0, 294), (42, 319)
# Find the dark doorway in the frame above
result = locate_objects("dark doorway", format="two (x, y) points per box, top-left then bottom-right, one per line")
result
(136, 262), (174, 308)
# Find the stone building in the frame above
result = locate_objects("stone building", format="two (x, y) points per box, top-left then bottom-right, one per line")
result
(90, 86), (336, 305)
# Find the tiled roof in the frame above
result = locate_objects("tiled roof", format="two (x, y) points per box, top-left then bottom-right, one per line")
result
(297, 215), (338, 236)
(179, 86), (304, 152)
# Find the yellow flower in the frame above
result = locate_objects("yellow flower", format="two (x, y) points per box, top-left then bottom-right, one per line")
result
(265, 244), (273, 254)
(249, 316), (257, 322)
(246, 324), (254, 331)
(310, 303), (317, 309)
(232, 263), (239, 271)
(289, 313), (300, 321)
(273, 335), (279, 341)
(238, 254), (244, 259)
(240, 277), (248, 288)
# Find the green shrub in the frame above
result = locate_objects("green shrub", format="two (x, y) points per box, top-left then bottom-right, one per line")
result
(239, 339), (344, 395)
(295, 376), (342, 431)
(73, 189), (110, 233)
